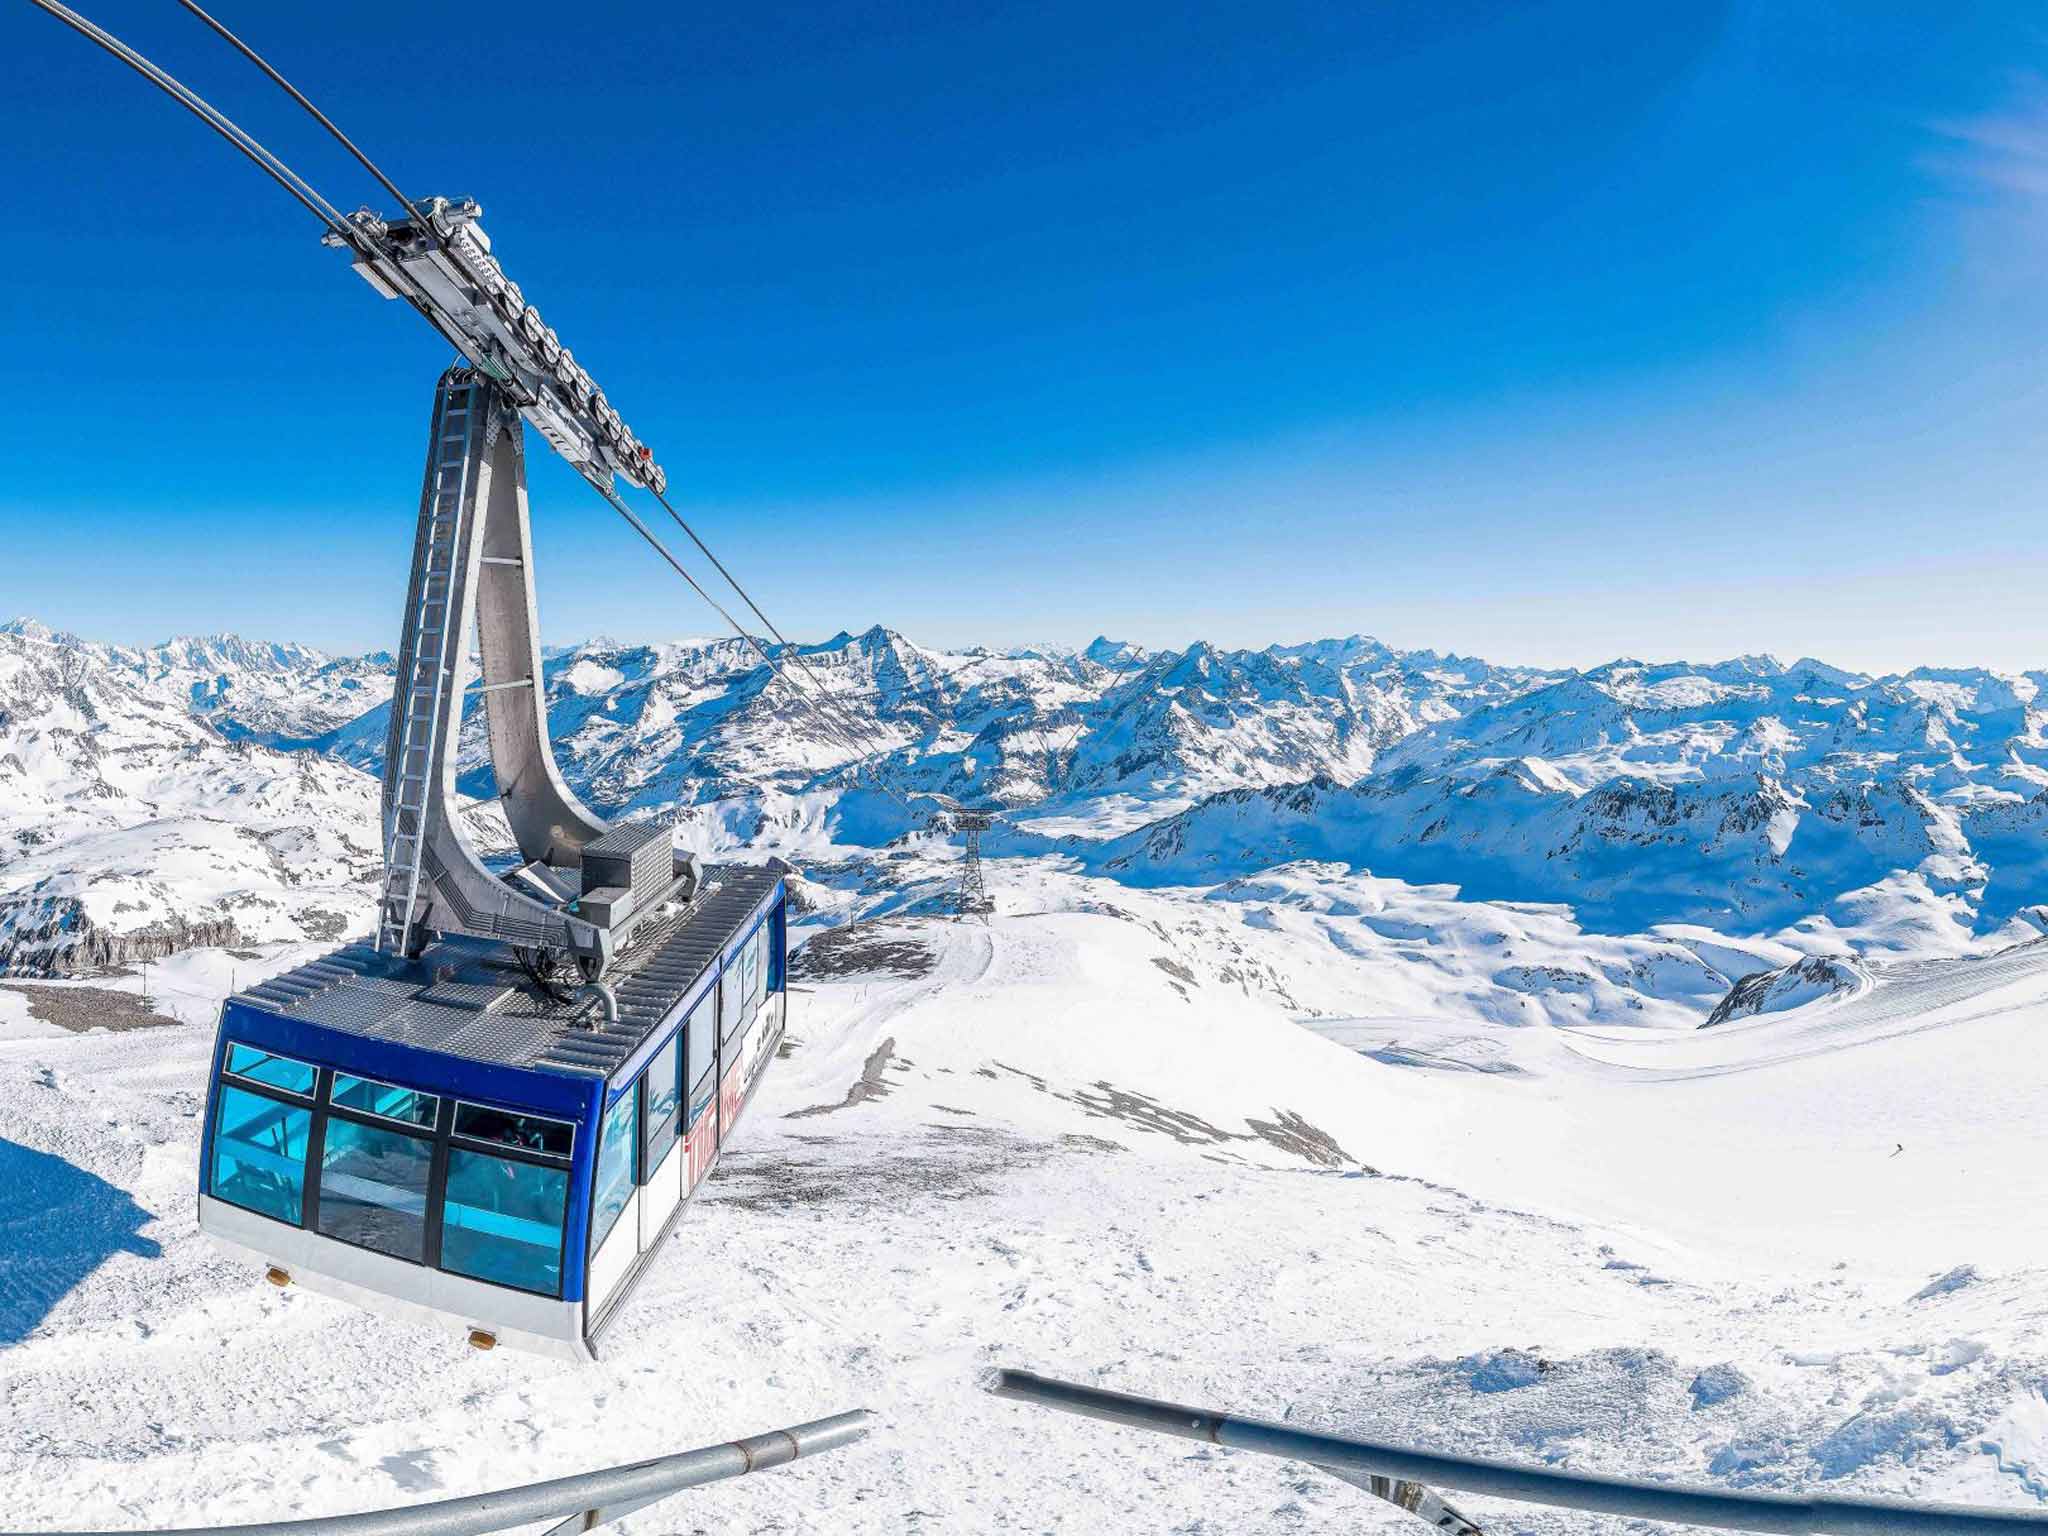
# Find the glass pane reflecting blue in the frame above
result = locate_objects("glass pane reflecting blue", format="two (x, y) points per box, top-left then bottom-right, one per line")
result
(331, 1074), (438, 1128)
(441, 1148), (568, 1296)
(590, 1091), (638, 1250)
(646, 1037), (680, 1132)
(225, 1043), (316, 1096)
(687, 1063), (716, 1128)
(743, 926), (764, 1017)
(316, 1118), (432, 1261)
(645, 1034), (682, 1172)
(453, 1103), (573, 1158)
(684, 995), (713, 1096)
(211, 1084), (311, 1224)
(720, 974), (744, 1049)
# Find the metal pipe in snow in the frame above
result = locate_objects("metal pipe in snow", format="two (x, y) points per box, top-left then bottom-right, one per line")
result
(0, 1410), (871, 1536)
(986, 1369), (2048, 1536)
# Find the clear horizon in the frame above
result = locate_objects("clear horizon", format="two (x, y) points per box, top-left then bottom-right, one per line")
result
(6, 607), (2041, 685)
(4, 2), (2046, 675)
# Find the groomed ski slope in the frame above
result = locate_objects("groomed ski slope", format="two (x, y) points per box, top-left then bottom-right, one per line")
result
(3, 878), (2046, 1532)
(1306, 935), (2048, 1276)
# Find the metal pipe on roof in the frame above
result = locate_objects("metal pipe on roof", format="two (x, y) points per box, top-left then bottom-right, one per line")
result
(576, 980), (620, 1027)
(985, 1369), (2048, 1536)
(0, 1410), (871, 1536)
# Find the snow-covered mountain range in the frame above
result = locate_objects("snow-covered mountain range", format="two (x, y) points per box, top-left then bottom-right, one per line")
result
(307, 625), (1552, 829)
(1099, 656), (2048, 954)
(0, 620), (379, 972)
(5, 616), (2045, 985)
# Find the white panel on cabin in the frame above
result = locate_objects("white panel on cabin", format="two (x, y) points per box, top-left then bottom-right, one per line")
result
(640, 1142), (682, 1249)
(588, 1188), (640, 1311)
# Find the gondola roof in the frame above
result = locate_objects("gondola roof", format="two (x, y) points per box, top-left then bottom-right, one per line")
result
(225, 865), (782, 1082)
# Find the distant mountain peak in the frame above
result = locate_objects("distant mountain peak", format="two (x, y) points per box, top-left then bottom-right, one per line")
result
(1721, 652), (1788, 676)
(1083, 636), (1146, 667)
(146, 632), (332, 673)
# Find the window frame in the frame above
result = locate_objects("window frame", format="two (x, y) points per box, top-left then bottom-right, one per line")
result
(684, 992), (717, 1126)
(737, 927), (761, 1028)
(439, 1142), (574, 1299)
(327, 1071), (440, 1131)
(450, 1100), (576, 1163)
(741, 921), (765, 1015)
(209, 1052), (584, 1297)
(767, 897), (787, 993)
(222, 1042), (318, 1099)
(719, 970), (747, 1057)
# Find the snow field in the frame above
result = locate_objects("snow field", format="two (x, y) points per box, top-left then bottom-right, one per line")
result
(3, 873), (2047, 1532)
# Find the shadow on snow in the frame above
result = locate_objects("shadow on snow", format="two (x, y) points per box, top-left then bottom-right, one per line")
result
(0, 1136), (160, 1346)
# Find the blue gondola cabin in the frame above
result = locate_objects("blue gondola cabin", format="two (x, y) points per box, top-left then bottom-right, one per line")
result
(197, 866), (787, 1360)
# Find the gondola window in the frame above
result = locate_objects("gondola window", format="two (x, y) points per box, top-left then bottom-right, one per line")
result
(739, 928), (762, 1025)
(753, 922), (771, 1010)
(330, 1074), (438, 1129)
(224, 1043), (316, 1097)
(210, 1085), (312, 1225)
(316, 1117), (434, 1261)
(645, 1034), (681, 1171)
(591, 1090), (638, 1250)
(441, 1149), (569, 1296)
(453, 1103), (574, 1158)
(721, 975), (747, 1057)
(684, 993), (715, 1125)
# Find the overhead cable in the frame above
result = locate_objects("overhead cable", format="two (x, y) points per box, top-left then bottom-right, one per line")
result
(648, 484), (912, 781)
(590, 480), (919, 813)
(25, 0), (356, 239)
(29, 0), (931, 820)
(173, 0), (432, 230)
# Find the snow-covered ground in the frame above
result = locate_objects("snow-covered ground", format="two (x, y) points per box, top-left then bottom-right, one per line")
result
(3, 865), (2045, 1533)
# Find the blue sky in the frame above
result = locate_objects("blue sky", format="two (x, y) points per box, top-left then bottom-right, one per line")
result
(2, 0), (2045, 671)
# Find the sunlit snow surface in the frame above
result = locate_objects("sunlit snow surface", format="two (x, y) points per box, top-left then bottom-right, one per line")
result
(3, 866), (2046, 1533)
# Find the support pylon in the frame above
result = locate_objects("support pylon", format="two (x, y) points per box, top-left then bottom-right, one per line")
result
(953, 809), (995, 920)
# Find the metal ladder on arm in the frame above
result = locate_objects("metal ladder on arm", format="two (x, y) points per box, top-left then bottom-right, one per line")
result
(378, 382), (476, 958)
(367, 367), (614, 973)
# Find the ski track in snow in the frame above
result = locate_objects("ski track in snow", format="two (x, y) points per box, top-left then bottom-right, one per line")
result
(4, 871), (2048, 1533)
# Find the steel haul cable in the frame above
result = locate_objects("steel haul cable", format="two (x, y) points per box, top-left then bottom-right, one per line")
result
(24, 0), (354, 239)
(173, 0), (432, 230)
(593, 481), (921, 813)
(23, 0), (486, 367)
(647, 485), (902, 772)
